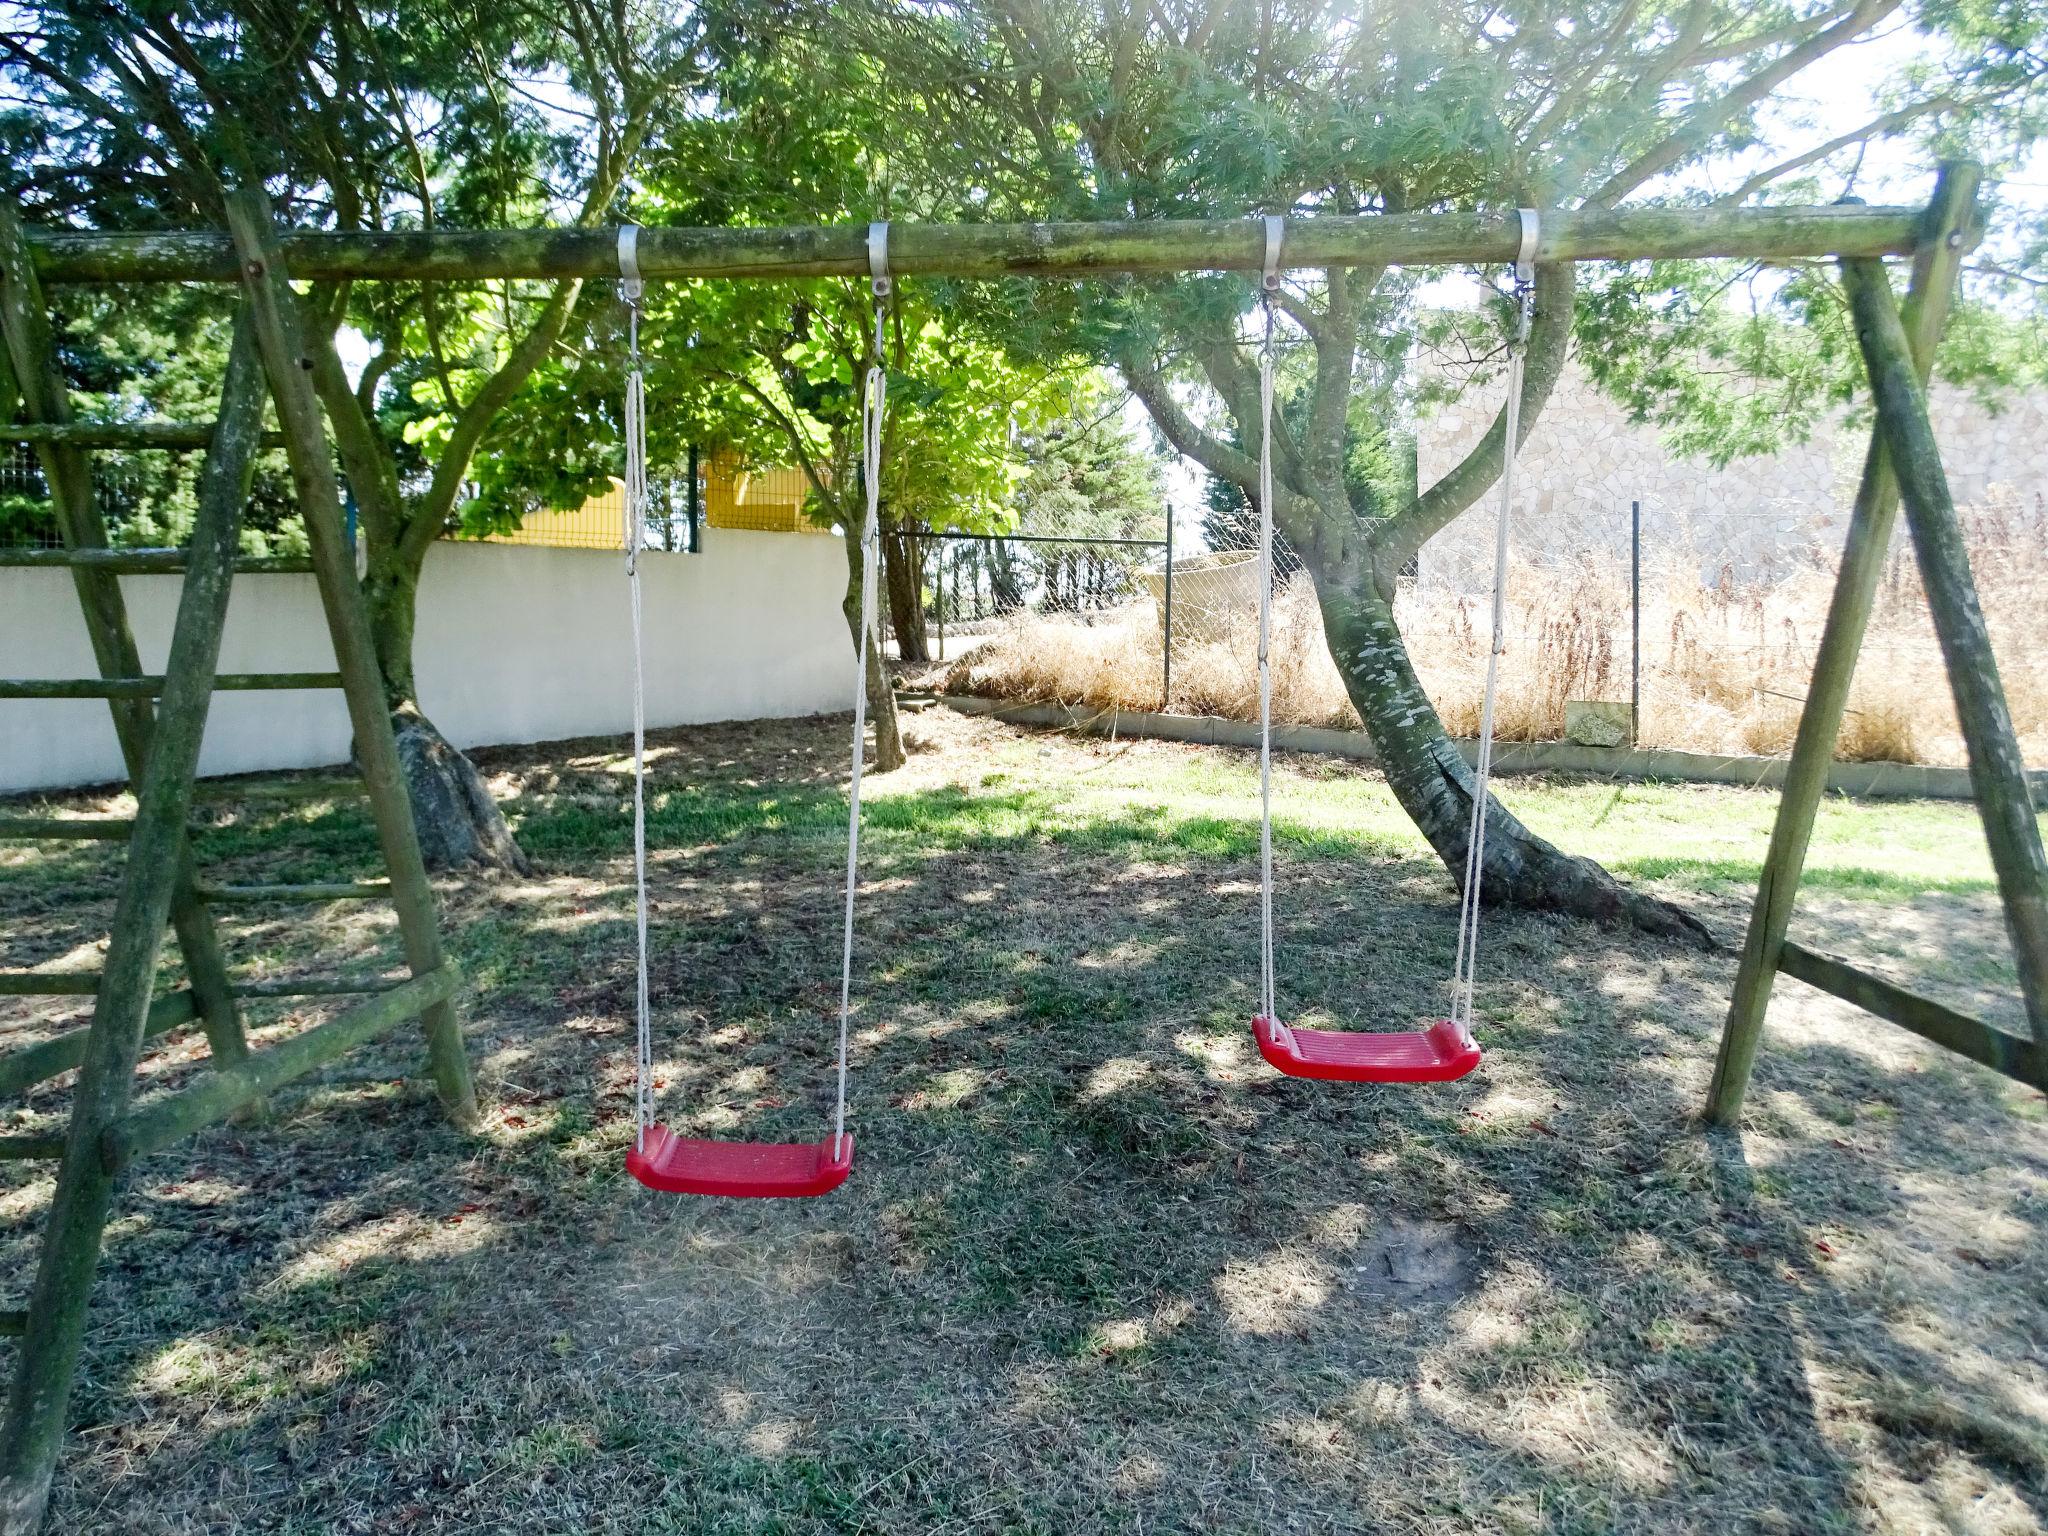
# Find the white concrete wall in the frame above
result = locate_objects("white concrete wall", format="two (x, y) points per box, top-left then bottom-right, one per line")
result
(0, 529), (851, 793)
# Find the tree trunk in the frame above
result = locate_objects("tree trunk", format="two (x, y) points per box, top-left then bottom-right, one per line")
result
(989, 539), (1024, 614)
(1310, 563), (1710, 942)
(882, 524), (930, 663)
(364, 554), (535, 875)
(842, 524), (906, 772)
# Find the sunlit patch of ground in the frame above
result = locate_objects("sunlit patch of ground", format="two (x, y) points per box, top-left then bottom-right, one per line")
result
(2, 707), (2045, 1533)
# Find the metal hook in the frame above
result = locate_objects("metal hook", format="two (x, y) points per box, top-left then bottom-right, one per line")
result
(617, 223), (644, 304)
(868, 220), (892, 299)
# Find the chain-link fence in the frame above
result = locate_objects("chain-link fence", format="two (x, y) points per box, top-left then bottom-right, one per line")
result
(933, 476), (2048, 769)
(1, 440), (316, 556)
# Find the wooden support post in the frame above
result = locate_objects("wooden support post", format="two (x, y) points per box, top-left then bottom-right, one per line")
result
(104, 967), (461, 1170)
(0, 308), (269, 1534)
(1841, 257), (2048, 1052)
(1705, 164), (1980, 1126)
(0, 202), (248, 1075)
(0, 992), (197, 1098)
(221, 188), (478, 1129)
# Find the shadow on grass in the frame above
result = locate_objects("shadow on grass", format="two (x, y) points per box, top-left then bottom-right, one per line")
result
(4, 713), (2043, 1533)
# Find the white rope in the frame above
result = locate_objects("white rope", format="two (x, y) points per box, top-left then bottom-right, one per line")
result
(620, 225), (654, 1146)
(833, 221), (890, 1158)
(1256, 214), (1282, 1032)
(1449, 208), (1539, 1042)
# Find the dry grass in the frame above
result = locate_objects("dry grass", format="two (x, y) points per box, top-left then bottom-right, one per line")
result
(946, 490), (2048, 766)
(2, 712), (2046, 1533)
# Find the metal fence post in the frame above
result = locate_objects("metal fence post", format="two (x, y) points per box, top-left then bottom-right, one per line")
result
(1162, 512), (1175, 710)
(1630, 498), (1641, 747)
(686, 443), (700, 553)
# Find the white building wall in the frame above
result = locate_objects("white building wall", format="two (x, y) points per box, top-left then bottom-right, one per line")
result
(0, 530), (851, 793)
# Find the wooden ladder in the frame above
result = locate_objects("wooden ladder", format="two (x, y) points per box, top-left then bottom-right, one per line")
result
(0, 197), (478, 1533)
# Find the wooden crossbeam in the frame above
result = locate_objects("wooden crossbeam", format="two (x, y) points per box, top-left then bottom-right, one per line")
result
(0, 975), (100, 997)
(227, 975), (404, 997)
(196, 881), (391, 904)
(0, 673), (341, 698)
(102, 965), (462, 1171)
(188, 775), (367, 802)
(0, 990), (197, 1097)
(25, 203), (1926, 285)
(0, 422), (285, 449)
(0, 548), (313, 574)
(1778, 941), (2040, 1088)
(0, 818), (134, 841)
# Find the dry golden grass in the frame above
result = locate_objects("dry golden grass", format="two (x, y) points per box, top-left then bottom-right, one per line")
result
(946, 491), (2048, 767)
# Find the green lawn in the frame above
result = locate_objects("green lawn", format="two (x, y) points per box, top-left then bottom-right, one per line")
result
(1, 709), (2042, 1535)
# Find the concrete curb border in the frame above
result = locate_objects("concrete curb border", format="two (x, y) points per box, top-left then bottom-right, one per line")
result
(933, 695), (2044, 804)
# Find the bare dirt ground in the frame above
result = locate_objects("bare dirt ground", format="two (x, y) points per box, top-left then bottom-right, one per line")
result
(2, 707), (2044, 1534)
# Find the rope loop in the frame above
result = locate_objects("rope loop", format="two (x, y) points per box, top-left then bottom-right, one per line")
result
(1448, 206), (1540, 1045)
(620, 223), (653, 1146)
(1255, 213), (1281, 1029)
(833, 225), (891, 1161)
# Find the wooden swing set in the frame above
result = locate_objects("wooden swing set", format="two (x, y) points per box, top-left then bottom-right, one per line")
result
(0, 160), (2037, 1528)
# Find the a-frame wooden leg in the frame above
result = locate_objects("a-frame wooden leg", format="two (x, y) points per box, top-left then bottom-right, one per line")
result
(0, 313), (270, 1536)
(1704, 166), (1980, 1125)
(221, 189), (478, 1128)
(0, 203), (247, 1069)
(1840, 257), (2048, 1054)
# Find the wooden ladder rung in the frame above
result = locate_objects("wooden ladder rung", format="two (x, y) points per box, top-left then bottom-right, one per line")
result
(0, 817), (134, 841)
(0, 1135), (64, 1160)
(0, 672), (342, 699)
(0, 547), (312, 574)
(104, 965), (462, 1170)
(197, 881), (391, 904)
(0, 973), (100, 997)
(227, 975), (405, 998)
(0, 990), (198, 1097)
(0, 421), (286, 450)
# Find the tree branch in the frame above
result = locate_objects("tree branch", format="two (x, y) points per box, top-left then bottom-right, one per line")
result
(1118, 359), (1259, 490)
(1713, 97), (1960, 206)
(1591, 0), (1901, 205)
(1375, 262), (1577, 569)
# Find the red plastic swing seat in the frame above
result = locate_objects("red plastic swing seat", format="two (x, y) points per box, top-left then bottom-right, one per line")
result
(1253, 1015), (1481, 1084)
(626, 1125), (854, 1198)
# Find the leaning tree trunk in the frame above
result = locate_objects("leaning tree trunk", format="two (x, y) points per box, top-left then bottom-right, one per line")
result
(841, 524), (907, 772)
(1311, 562), (1709, 943)
(881, 524), (930, 663)
(364, 558), (535, 875)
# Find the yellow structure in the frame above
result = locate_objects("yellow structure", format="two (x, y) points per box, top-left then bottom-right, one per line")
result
(475, 452), (829, 551)
(476, 480), (631, 551)
(702, 450), (821, 534)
